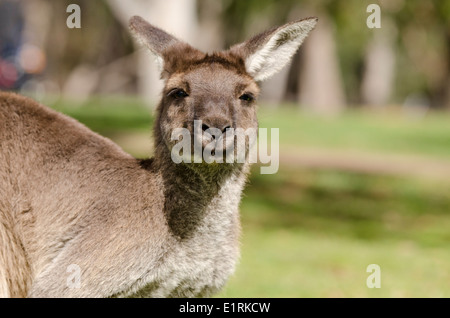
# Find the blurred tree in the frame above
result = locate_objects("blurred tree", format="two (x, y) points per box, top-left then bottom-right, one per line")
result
(5, 0), (448, 111)
(432, 0), (450, 109)
(196, 0), (225, 51)
(0, 0), (25, 90)
(360, 1), (397, 107)
(297, 11), (346, 114)
(22, 0), (136, 102)
(107, 0), (198, 108)
(360, 26), (396, 107)
(222, 0), (347, 113)
(394, 0), (450, 109)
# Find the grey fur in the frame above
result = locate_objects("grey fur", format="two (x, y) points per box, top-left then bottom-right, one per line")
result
(0, 16), (316, 297)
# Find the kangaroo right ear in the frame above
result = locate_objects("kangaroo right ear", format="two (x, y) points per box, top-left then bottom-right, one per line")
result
(230, 17), (318, 82)
(129, 16), (180, 72)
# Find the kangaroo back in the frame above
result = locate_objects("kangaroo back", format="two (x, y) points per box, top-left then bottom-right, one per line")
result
(0, 15), (317, 297)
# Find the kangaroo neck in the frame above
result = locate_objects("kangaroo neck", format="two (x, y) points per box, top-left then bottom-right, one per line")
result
(154, 144), (247, 240)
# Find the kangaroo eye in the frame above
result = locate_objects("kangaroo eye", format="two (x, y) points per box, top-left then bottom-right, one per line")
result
(239, 93), (254, 102)
(169, 89), (189, 99)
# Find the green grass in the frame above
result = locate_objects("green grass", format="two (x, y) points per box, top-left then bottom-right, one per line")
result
(217, 166), (450, 297)
(49, 97), (450, 297)
(257, 106), (450, 159)
(242, 167), (450, 245)
(220, 227), (450, 297)
(51, 96), (153, 134)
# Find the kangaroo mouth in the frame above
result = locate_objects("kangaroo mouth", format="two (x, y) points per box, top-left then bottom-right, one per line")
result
(194, 131), (236, 162)
(169, 122), (254, 164)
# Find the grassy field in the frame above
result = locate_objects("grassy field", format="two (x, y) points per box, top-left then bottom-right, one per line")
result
(50, 96), (450, 297)
(258, 105), (450, 159)
(220, 166), (450, 297)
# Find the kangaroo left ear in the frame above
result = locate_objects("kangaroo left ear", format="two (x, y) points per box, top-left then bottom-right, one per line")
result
(230, 17), (318, 82)
(129, 16), (181, 73)
(129, 15), (204, 80)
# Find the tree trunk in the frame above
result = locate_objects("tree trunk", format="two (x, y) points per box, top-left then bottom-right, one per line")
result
(361, 23), (396, 107)
(106, 0), (198, 109)
(297, 15), (345, 115)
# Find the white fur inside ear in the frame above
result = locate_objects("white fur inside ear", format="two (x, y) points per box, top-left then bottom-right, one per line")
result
(153, 55), (164, 72)
(131, 31), (165, 72)
(246, 18), (317, 82)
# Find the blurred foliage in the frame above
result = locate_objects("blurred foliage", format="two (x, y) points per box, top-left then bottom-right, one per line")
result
(51, 95), (151, 134)
(219, 0), (450, 107)
(41, 0), (135, 82)
(5, 0), (447, 108)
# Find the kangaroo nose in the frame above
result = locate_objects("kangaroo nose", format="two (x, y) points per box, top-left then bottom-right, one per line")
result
(201, 120), (232, 137)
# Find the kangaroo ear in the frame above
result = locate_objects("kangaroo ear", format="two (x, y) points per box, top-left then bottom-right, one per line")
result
(129, 16), (181, 72)
(231, 17), (318, 82)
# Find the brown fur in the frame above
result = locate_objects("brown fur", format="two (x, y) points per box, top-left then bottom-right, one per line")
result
(0, 15), (316, 297)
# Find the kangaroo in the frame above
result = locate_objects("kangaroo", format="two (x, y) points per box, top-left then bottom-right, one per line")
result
(0, 15), (317, 297)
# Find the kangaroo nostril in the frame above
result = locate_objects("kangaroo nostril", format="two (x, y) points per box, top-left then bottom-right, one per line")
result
(200, 121), (231, 139)
(222, 125), (231, 133)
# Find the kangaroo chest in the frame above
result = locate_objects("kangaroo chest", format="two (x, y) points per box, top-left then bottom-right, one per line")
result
(126, 175), (244, 298)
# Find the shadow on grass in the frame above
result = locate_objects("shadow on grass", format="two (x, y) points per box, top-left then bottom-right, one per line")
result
(242, 165), (450, 247)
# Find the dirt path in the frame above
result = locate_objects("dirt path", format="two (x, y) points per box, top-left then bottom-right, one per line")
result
(281, 147), (450, 181)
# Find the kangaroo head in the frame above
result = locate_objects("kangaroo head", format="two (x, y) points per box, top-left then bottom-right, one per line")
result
(129, 16), (317, 167)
